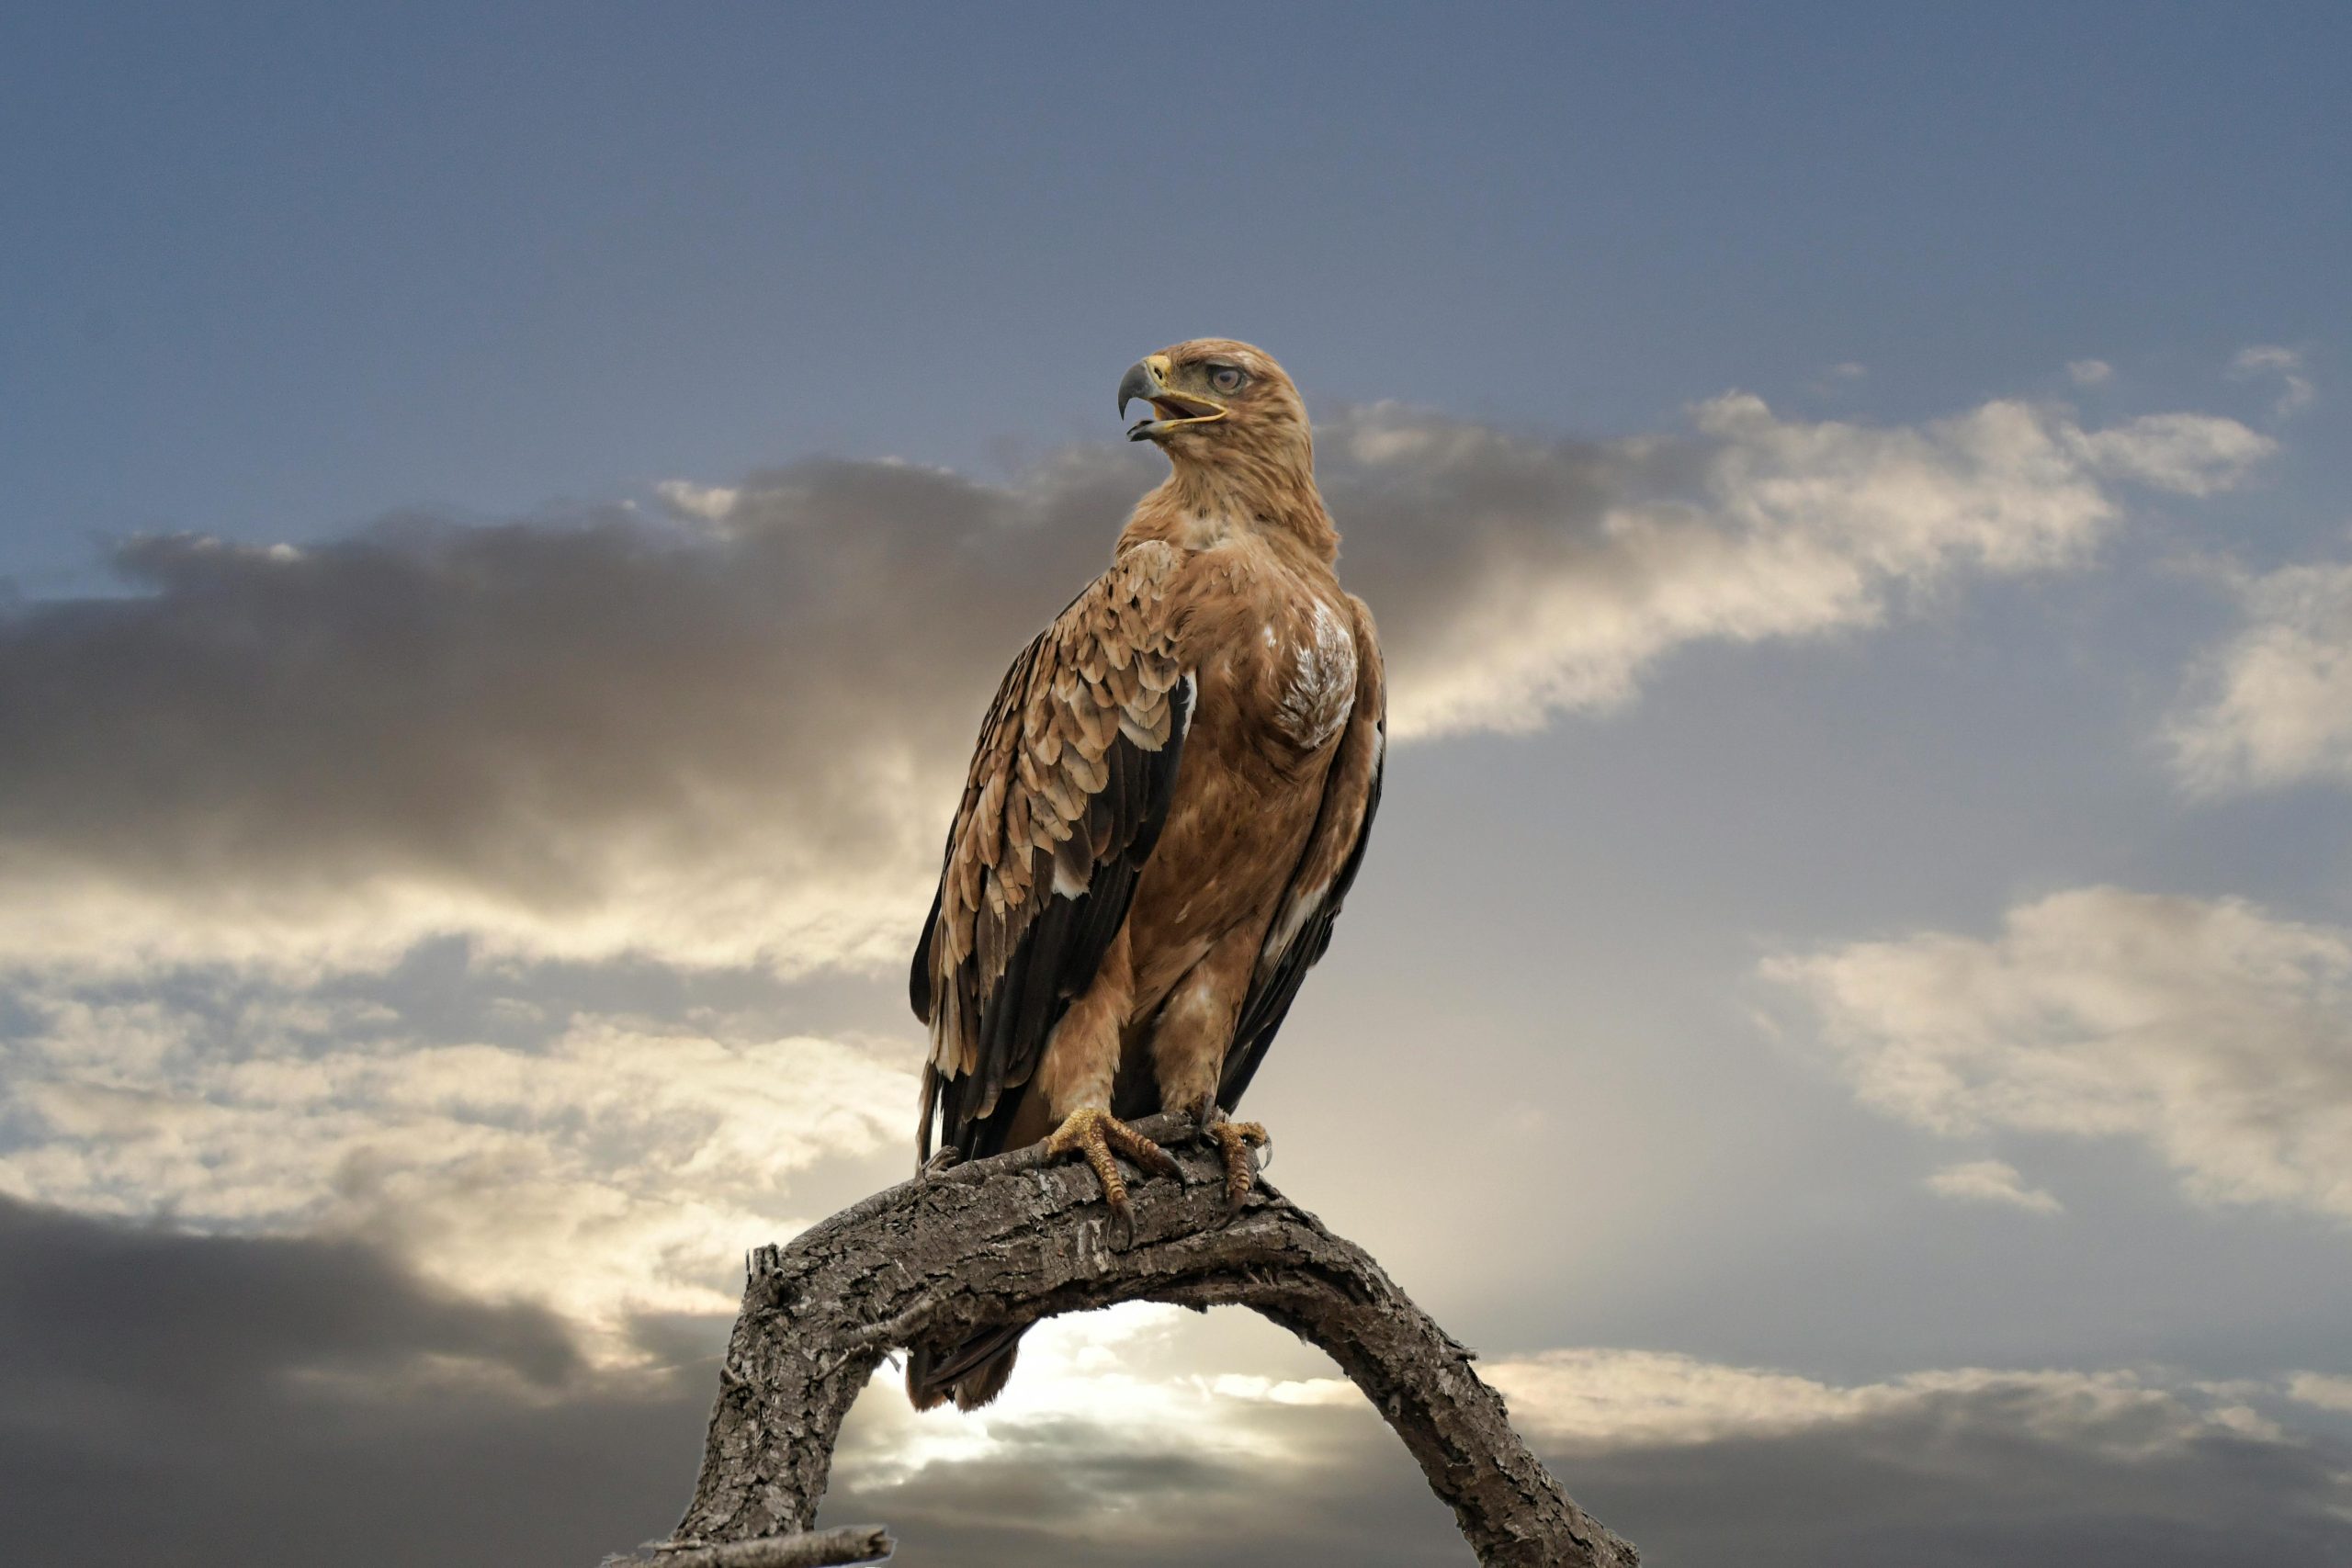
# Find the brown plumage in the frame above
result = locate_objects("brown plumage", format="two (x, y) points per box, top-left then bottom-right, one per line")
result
(907, 340), (1385, 1410)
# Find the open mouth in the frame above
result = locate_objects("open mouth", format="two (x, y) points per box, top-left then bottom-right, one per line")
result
(1126, 390), (1226, 441)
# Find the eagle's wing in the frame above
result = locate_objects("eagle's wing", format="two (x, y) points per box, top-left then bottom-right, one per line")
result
(1218, 593), (1385, 1111)
(911, 540), (1194, 1162)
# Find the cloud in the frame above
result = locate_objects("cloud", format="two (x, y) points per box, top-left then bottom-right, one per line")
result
(652, 479), (742, 521)
(2288, 1373), (2352, 1414)
(1340, 394), (2268, 738)
(2064, 411), (2276, 496)
(1926, 1157), (2064, 1213)
(6, 1205), (2346, 1568)
(830, 1333), (2352, 1567)
(0, 976), (915, 1352)
(840, 1303), (1309, 1492)
(2069, 359), (2115, 387)
(1515, 1352), (2351, 1568)
(0, 468), (1131, 980)
(2168, 556), (2352, 795)
(1763, 886), (2352, 1220)
(0, 1191), (582, 1407)
(0, 1196), (712, 1568)
(1487, 1348), (2270, 1456)
(0, 395), (2271, 982)
(2230, 344), (2316, 417)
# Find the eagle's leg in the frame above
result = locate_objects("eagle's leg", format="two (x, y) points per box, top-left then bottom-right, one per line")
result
(1148, 943), (1265, 1205)
(1198, 1111), (1270, 1207)
(1044, 1106), (1182, 1238)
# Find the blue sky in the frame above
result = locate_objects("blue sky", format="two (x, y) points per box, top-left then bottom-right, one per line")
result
(4, 6), (2351, 1565)
(6, 4), (2345, 581)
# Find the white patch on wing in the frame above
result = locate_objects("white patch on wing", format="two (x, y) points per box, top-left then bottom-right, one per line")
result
(1257, 878), (1330, 984)
(1275, 601), (1356, 750)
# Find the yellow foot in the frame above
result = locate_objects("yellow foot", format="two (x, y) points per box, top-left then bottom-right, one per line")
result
(1203, 1118), (1270, 1207)
(1044, 1107), (1183, 1236)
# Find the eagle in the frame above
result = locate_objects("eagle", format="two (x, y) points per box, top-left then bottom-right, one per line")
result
(904, 340), (1384, 1410)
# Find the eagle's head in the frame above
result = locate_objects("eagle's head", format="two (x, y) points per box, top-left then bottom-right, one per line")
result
(1118, 339), (1310, 472)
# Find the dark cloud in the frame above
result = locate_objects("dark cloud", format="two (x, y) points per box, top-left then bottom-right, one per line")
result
(821, 1364), (2352, 1568)
(0, 1196), (712, 1568)
(5, 1200), (2344, 1567)
(0, 446), (1170, 971)
(0, 467), (1106, 960)
(0, 1192), (580, 1404)
(1571, 1404), (2352, 1568)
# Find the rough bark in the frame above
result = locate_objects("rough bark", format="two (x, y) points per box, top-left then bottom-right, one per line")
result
(649, 1113), (1636, 1567)
(600, 1525), (893, 1567)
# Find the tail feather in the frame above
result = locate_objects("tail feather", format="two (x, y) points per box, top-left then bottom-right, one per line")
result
(906, 1324), (1027, 1412)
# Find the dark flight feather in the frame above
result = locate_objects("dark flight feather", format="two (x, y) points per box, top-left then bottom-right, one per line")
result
(911, 547), (1194, 1164)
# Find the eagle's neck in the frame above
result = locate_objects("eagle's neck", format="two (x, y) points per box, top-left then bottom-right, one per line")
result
(1121, 454), (1339, 564)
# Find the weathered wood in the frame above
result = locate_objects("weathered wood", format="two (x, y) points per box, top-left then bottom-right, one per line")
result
(600, 1524), (892, 1567)
(657, 1113), (1636, 1567)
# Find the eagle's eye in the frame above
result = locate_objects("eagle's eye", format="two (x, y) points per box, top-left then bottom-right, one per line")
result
(1207, 364), (1248, 395)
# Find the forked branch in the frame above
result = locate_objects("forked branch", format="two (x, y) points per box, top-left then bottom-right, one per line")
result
(614, 1113), (1636, 1567)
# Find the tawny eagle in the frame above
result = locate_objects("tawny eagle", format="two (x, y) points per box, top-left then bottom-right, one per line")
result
(907, 339), (1384, 1410)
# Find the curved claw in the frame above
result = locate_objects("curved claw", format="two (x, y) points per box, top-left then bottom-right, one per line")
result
(1044, 1107), (1182, 1242)
(1204, 1118), (1271, 1208)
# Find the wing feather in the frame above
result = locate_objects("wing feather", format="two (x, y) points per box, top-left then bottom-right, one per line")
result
(913, 543), (1194, 1162)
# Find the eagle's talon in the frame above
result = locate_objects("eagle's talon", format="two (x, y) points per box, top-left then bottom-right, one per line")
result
(1044, 1107), (1179, 1237)
(1204, 1118), (1270, 1208)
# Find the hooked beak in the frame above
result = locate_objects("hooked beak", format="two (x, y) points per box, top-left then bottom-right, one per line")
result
(1117, 354), (1227, 442)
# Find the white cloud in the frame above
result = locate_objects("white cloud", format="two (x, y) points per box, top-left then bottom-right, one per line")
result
(2230, 344), (2316, 417)
(843, 1303), (1313, 1489)
(2287, 1372), (2352, 1414)
(1486, 1349), (2267, 1457)
(1764, 887), (2352, 1221)
(2068, 359), (2115, 387)
(2169, 556), (2352, 795)
(1349, 393), (2272, 739)
(652, 479), (743, 522)
(0, 984), (916, 1355)
(0, 849), (925, 986)
(1927, 1157), (2064, 1214)
(2069, 411), (2278, 496)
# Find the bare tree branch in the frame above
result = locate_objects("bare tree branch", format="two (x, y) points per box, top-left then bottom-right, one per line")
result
(599, 1524), (894, 1567)
(627, 1112), (1636, 1567)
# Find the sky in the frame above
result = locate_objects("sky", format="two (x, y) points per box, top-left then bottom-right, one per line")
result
(3, 4), (2350, 1563)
